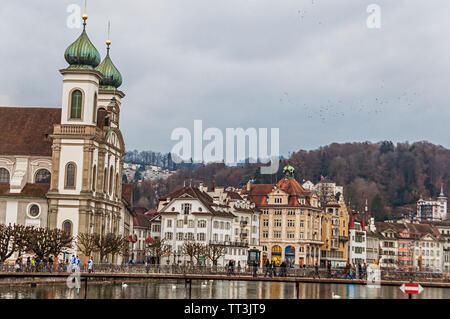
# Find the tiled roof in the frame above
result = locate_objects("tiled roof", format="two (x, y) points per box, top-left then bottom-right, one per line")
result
(0, 107), (61, 156)
(159, 186), (234, 218)
(225, 191), (243, 200)
(0, 183), (49, 198)
(122, 183), (133, 207)
(243, 179), (313, 208)
(133, 211), (152, 228)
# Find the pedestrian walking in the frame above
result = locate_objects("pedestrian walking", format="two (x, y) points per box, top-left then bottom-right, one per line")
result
(42, 257), (48, 272)
(31, 257), (36, 272)
(264, 260), (271, 277)
(358, 263), (362, 279)
(36, 256), (41, 272)
(252, 262), (258, 277)
(26, 257), (31, 272)
(314, 263), (320, 279)
(15, 256), (22, 272)
(88, 257), (94, 273)
(48, 256), (54, 273)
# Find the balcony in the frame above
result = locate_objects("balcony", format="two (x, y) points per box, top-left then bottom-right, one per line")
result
(208, 240), (249, 248)
(240, 231), (248, 238)
(240, 221), (248, 227)
(53, 124), (102, 136)
(339, 236), (349, 241)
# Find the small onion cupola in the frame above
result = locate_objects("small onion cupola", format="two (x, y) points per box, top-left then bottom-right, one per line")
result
(96, 33), (122, 90)
(283, 165), (295, 179)
(64, 14), (101, 69)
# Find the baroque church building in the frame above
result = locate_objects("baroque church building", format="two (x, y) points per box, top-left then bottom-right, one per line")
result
(0, 14), (134, 263)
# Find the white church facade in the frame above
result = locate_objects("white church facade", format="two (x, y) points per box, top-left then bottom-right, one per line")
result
(0, 14), (134, 263)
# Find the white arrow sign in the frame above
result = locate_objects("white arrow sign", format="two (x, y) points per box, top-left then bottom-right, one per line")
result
(400, 283), (423, 294)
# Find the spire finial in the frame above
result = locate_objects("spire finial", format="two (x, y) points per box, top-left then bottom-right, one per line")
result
(106, 20), (111, 52)
(82, 0), (88, 29)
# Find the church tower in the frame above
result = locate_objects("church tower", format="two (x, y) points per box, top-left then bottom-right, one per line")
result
(437, 184), (448, 220)
(47, 13), (126, 262)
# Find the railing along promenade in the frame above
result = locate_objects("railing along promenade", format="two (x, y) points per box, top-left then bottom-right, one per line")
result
(1, 263), (450, 287)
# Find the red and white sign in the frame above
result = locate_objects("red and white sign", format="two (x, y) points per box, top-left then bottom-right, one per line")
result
(400, 283), (423, 294)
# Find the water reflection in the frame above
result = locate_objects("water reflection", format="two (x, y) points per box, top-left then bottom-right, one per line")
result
(0, 280), (449, 299)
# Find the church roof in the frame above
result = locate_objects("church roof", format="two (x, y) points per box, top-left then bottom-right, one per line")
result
(0, 183), (50, 198)
(0, 107), (61, 157)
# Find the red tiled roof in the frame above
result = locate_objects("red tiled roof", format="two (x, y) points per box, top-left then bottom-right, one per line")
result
(0, 183), (49, 198)
(275, 178), (310, 196)
(0, 107), (61, 156)
(244, 179), (313, 208)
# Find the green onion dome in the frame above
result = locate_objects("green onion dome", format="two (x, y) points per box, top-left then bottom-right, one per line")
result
(283, 165), (295, 179)
(64, 19), (101, 69)
(96, 45), (122, 89)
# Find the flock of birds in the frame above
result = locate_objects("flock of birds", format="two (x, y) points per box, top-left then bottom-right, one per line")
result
(278, 87), (422, 124)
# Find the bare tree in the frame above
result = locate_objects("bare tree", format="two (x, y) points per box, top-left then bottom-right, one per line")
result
(0, 224), (31, 262)
(146, 238), (171, 265)
(27, 227), (73, 259)
(205, 244), (227, 266)
(77, 233), (99, 257)
(93, 233), (127, 262)
(181, 241), (206, 265)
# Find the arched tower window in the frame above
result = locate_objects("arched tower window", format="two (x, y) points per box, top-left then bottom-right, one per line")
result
(115, 173), (119, 197)
(109, 166), (114, 195)
(92, 165), (97, 191)
(62, 220), (73, 236)
(65, 163), (76, 188)
(103, 168), (108, 193)
(70, 90), (83, 119)
(35, 169), (51, 184)
(93, 92), (98, 124)
(0, 168), (10, 184)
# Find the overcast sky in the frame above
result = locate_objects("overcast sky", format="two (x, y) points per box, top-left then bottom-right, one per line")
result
(1, 0), (450, 156)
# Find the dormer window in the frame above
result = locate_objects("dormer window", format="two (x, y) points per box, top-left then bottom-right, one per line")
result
(182, 203), (192, 215)
(35, 169), (51, 184)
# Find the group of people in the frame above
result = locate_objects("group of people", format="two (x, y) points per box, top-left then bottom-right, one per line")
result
(15, 255), (55, 273)
(263, 260), (290, 277)
(345, 262), (367, 279)
(11, 255), (94, 273)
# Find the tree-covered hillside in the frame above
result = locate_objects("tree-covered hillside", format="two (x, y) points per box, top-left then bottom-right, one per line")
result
(128, 141), (450, 221)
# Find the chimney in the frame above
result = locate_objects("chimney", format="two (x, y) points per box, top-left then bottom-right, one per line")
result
(211, 180), (216, 191)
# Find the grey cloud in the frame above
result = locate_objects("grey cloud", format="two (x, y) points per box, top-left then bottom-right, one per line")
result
(1, 0), (449, 155)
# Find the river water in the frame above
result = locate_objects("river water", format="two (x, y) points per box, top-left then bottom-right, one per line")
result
(0, 280), (449, 299)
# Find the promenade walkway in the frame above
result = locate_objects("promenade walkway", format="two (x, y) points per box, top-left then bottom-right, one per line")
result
(1, 264), (450, 288)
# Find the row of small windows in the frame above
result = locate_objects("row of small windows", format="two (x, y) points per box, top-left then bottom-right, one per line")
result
(0, 168), (51, 184)
(65, 162), (119, 196)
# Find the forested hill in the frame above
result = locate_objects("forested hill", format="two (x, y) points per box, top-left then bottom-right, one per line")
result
(130, 141), (450, 221)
